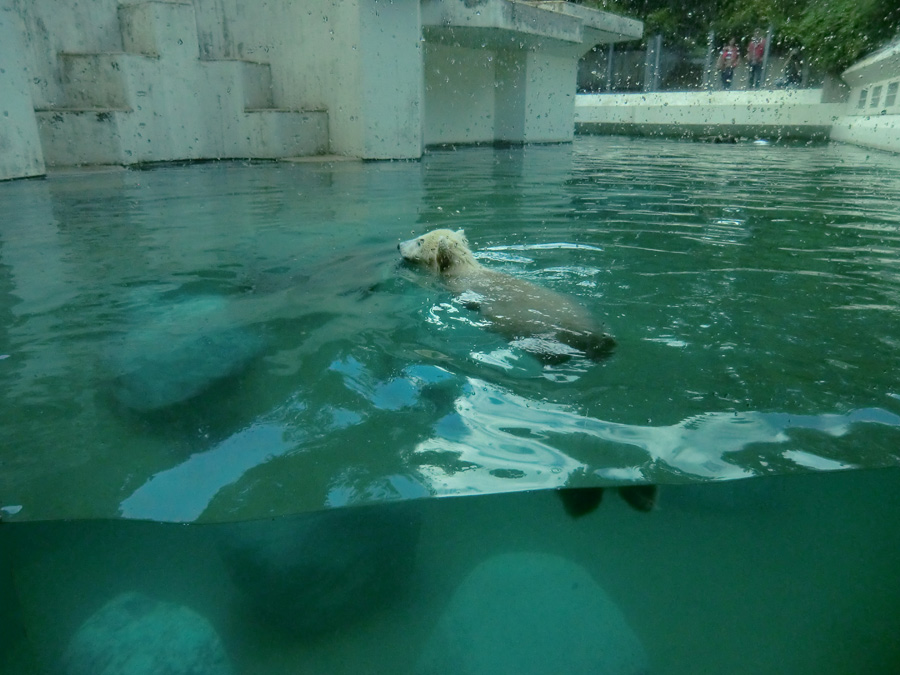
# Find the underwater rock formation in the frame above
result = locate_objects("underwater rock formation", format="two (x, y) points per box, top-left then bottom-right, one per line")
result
(106, 294), (265, 411)
(216, 502), (422, 635)
(416, 552), (649, 675)
(60, 592), (232, 675)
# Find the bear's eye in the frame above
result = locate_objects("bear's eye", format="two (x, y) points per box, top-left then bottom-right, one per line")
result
(417, 238), (424, 246)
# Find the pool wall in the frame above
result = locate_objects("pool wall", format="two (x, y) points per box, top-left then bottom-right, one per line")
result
(575, 88), (845, 141)
(0, 0), (640, 180)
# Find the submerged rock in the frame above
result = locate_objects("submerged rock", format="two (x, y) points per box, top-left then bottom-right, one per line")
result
(216, 502), (422, 636)
(60, 592), (232, 675)
(416, 553), (649, 675)
(107, 294), (265, 411)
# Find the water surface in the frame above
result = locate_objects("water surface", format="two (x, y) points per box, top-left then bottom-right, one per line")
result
(2, 137), (900, 522)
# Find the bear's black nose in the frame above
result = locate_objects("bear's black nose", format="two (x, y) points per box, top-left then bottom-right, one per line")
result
(397, 243), (401, 250)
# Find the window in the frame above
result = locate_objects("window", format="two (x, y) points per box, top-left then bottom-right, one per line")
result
(870, 85), (882, 108)
(886, 82), (899, 108)
(858, 89), (868, 109)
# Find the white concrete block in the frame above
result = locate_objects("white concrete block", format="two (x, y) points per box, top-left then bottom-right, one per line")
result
(36, 110), (126, 166)
(118, 1), (200, 62)
(59, 53), (133, 110)
(240, 61), (274, 110)
(0, 5), (45, 179)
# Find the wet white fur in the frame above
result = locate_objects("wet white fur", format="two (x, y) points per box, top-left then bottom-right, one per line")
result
(398, 229), (615, 359)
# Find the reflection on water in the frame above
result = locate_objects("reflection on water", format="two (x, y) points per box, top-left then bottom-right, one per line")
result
(114, 361), (900, 523)
(4, 469), (900, 674)
(414, 377), (900, 491)
(2, 138), (900, 523)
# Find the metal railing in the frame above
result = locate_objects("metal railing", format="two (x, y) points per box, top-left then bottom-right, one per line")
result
(578, 31), (820, 93)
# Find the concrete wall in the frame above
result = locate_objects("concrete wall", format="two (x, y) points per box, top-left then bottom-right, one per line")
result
(831, 41), (900, 154)
(2, 0), (641, 178)
(0, 3), (44, 180)
(193, 0), (424, 159)
(422, 0), (642, 147)
(2, 0), (424, 176)
(575, 89), (844, 140)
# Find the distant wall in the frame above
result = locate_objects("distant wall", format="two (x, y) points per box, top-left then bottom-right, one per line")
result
(575, 89), (843, 140)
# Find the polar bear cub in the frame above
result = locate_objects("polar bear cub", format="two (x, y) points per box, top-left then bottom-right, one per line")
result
(398, 228), (615, 360)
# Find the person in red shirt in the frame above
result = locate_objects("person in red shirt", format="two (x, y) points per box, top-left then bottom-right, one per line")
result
(747, 29), (766, 88)
(717, 38), (740, 90)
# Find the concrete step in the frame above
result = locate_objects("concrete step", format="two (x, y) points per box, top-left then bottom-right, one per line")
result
(201, 59), (275, 111)
(37, 0), (328, 166)
(36, 109), (127, 166)
(37, 107), (329, 165)
(59, 53), (143, 111)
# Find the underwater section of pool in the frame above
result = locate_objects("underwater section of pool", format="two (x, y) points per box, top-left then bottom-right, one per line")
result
(3, 138), (900, 523)
(3, 470), (900, 674)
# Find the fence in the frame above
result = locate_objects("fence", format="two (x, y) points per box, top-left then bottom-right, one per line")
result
(578, 31), (822, 94)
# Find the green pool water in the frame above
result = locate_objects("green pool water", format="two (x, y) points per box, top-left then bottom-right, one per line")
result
(2, 136), (900, 523)
(3, 136), (900, 673)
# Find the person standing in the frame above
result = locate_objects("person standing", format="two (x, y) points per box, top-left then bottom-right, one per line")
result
(717, 38), (740, 90)
(747, 29), (766, 88)
(783, 49), (802, 87)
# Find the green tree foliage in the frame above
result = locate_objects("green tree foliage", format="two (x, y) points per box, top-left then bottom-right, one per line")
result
(791, 0), (900, 73)
(578, 0), (899, 72)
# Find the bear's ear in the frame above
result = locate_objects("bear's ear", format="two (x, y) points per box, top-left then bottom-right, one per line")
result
(454, 229), (468, 245)
(436, 237), (456, 273)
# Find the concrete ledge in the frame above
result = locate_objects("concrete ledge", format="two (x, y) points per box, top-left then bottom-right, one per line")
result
(280, 154), (361, 163)
(423, 0), (585, 49)
(36, 109), (127, 166)
(422, 0), (639, 52)
(527, 1), (641, 43)
(575, 90), (843, 140)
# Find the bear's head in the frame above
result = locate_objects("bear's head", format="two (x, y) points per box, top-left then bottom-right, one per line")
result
(398, 229), (478, 275)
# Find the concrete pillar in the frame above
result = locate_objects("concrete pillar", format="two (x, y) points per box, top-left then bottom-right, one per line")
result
(357, 0), (423, 159)
(494, 50), (528, 143)
(422, 0), (642, 148)
(423, 43), (497, 146)
(519, 50), (579, 143)
(0, 4), (45, 180)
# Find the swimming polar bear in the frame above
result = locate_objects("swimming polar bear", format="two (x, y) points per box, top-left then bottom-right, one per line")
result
(398, 229), (615, 361)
